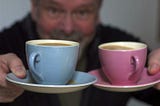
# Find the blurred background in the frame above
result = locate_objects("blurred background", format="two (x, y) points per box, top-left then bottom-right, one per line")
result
(0, 0), (160, 50)
(100, 0), (160, 50)
(0, 0), (159, 105)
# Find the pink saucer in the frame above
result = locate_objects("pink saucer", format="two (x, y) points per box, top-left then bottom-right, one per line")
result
(89, 68), (160, 92)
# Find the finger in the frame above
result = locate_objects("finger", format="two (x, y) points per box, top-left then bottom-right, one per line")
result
(3, 53), (26, 78)
(148, 49), (160, 75)
(0, 53), (25, 102)
(154, 83), (160, 90)
(148, 64), (160, 75)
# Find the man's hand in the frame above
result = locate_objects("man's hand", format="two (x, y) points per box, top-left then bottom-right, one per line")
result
(0, 53), (26, 102)
(148, 48), (160, 89)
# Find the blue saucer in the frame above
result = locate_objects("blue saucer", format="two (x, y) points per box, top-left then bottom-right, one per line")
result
(6, 70), (97, 94)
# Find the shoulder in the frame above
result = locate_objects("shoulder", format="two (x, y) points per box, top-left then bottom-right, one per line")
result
(0, 14), (36, 39)
(0, 14), (33, 54)
(0, 19), (26, 40)
(96, 24), (140, 42)
(0, 22), (22, 36)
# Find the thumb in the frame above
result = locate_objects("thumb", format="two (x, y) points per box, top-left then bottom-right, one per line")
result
(148, 64), (160, 75)
(4, 53), (26, 78)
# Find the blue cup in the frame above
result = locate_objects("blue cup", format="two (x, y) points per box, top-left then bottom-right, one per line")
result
(26, 39), (79, 85)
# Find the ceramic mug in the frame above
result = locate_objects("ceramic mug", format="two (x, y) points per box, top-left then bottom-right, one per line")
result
(26, 39), (79, 85)
(98, 41), (147, 85)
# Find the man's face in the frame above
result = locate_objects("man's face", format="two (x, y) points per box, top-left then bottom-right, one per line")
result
(31, 0), (100, 41)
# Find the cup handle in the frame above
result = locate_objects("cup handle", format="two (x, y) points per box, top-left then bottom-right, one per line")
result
(129, 56), (141, 80)
(132, 56), (140, 71)
(29, 52), (43, 82)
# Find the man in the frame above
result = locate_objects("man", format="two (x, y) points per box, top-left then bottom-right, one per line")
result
(0, 0), (160, 106)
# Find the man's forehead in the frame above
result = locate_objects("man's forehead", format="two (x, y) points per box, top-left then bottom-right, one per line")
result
(51, 0), (95, 1)
(38, 0), (99, 9)
(39, 0), (99, 5)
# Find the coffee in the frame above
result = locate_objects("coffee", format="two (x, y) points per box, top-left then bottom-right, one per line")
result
(102, 45), (134, 50)
(37, 43), (71, 46)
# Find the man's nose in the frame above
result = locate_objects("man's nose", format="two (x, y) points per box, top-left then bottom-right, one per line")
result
(61, 15), (75, 35)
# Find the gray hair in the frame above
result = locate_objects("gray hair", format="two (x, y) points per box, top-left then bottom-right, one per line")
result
(32, 0), (103, 7)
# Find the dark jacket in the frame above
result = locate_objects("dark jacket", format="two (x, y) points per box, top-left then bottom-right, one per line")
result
(0, 14), (160, 106)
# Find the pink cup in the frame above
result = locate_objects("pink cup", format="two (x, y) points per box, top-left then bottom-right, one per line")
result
(98, 42), (147, 85)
